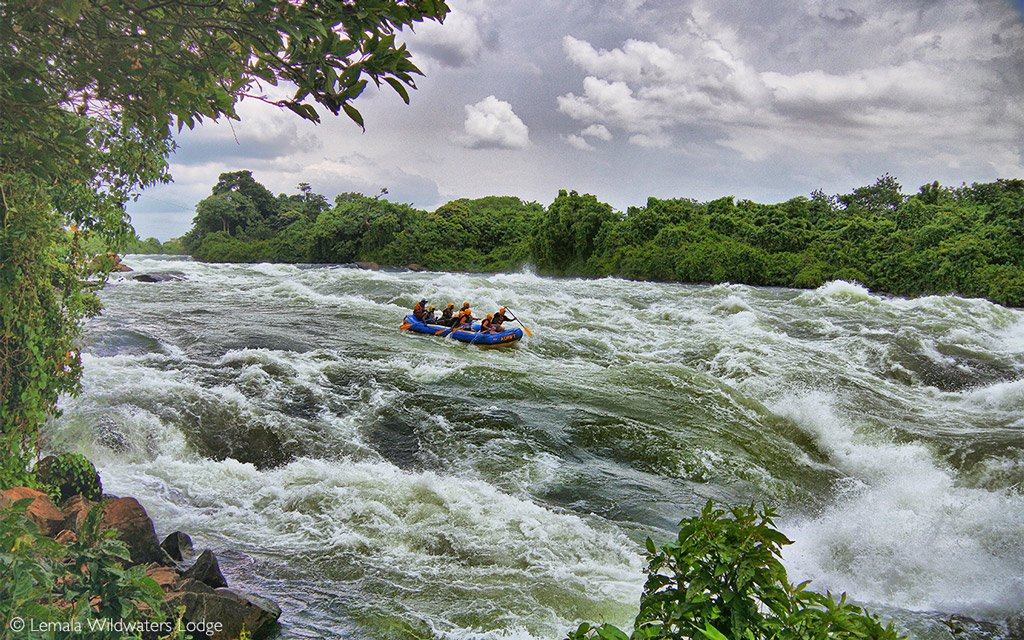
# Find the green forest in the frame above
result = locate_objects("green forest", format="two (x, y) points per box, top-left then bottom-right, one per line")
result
(166, 171), (1024, 307)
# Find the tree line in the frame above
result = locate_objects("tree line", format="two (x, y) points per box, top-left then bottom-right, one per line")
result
(175, 172), (1024, 308)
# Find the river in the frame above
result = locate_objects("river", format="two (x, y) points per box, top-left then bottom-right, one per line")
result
(49, 255), (1024, 639)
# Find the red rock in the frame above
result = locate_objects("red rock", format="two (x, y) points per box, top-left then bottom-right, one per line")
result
(1, 487), (66, 536)
(145, 563), (181, 592)
(60, 494), (95, 532)
(101, 497), (168, 566)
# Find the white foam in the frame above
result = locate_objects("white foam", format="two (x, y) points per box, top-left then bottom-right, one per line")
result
(99, 455), (643, 635)
(776, 392), (1024, 616)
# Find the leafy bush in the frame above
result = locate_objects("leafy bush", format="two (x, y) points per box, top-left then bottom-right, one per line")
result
(568, 501), (900, 640)
(33, 453), (102, 503)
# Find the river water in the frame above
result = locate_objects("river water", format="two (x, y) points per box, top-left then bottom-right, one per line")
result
(50, 255), (1024, 639)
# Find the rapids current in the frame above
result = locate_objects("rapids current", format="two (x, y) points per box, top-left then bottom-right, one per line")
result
(49, 255), (1024, 639)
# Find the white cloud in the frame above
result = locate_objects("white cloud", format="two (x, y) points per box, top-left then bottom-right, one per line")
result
(628, 133), (672, 149)
(457, 95), (530, 150)
(582, 124), (613, 141)
(563, 36), (681, 84)
(564, 134), (595, 151)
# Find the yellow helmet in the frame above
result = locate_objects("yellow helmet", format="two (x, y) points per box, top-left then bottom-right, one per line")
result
(486, 314), (493, 319)
(462, 302), (470, 308)
(447, 303), (454, 308)
(429, 306), (435, 311)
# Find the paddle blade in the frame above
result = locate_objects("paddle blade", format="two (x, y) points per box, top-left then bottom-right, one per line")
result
(521, 324), (533, 337)
(399, 323), (412, 330)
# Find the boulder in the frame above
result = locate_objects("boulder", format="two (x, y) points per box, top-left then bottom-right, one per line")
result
(161, 530), (194, 562)
(182, 549), (228, 589)
(144, 563), (181, 592)
(61, 494), (96, 532)
(132, 271), (186, 283)
(406, 263), (425, 272)
(354, 261), (380, 270)
(1, 487), (67, 536)
(101, 497), (168, 566)
(110, 263), (133, 272)
(164, 587), (281, 640)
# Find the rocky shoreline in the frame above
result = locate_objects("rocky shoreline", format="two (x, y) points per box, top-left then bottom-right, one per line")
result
(0, 485), (281, 640)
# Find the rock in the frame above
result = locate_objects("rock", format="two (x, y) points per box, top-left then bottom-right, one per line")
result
(161, 531), (194, 562)
(61, 494), (96, 532)
(176, 578), (216, 594)
(215, 589), (282, 640)
(101, 497), (168, 566)
(110, 263), (133, 272)
(33, 453), (102, 503)
(164, 588), (281, 640)
(55, 529), (78, 544)
(1, 487), (67, 536)
(132, 271), (186, 283)
(182, 549), (228, 589)
(144, 563), (181, 592)
(197, 423), (292, 470)
(354, 261), (380, 270)
(94, 417), (131, 453)
(406, 263), (425, 272)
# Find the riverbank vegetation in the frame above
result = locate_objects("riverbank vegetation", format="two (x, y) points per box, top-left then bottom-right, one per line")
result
(3, 1), (448, 635)
(180, 173), (1024, 308)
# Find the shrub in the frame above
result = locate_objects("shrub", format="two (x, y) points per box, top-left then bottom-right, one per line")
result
(33, 452), (102, 503)
(568, 501), (900, 640)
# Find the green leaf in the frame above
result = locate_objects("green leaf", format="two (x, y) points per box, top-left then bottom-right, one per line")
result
(699, 621), (730, 640)
(342, 102), (365, 130)
(594, 624), (631, 640)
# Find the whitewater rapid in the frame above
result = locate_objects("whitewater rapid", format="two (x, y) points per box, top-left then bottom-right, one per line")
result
(51, 256), (1024, 639)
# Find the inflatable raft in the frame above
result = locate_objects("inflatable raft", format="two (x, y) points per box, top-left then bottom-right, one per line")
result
(401, 314), (524, 346)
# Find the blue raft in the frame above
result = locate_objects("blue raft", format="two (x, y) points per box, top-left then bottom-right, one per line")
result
(401, 314), (524, 346)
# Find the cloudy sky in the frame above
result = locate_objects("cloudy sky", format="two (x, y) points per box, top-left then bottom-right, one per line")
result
(129, 0), (1024, 240)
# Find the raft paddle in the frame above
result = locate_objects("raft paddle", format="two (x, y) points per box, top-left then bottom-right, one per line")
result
(506, 309), (533, 337)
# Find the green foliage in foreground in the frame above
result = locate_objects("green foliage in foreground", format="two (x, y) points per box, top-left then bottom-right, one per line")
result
(183, 172), (1024, 308)
(0, 500), (166, 640)
(569, 502), (900, 640)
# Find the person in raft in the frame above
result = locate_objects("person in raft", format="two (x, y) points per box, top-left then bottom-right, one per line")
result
(480, 314), (499, 332)
(455, 308), (475, 328)
(424, 306), (437, 323)
(492, 307), (510, 326)
(413, 298), (428, 321)
(439, 303), (456, 326)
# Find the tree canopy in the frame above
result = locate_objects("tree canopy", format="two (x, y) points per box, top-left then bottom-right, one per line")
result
(177, 173), (1024, 312)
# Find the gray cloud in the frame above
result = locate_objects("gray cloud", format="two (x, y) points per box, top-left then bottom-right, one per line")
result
(405, 10), (488, 68)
